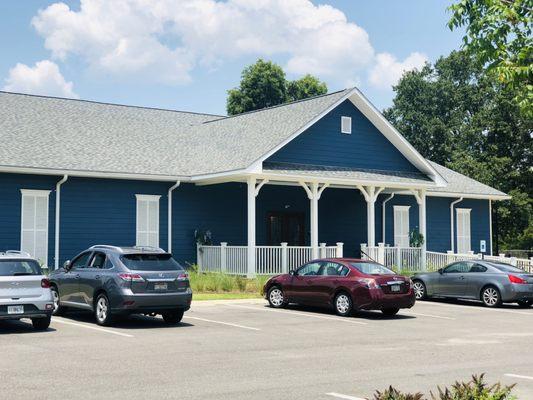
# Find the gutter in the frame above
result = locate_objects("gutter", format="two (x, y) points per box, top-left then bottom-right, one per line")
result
(167, 181), (181, 253)
(382, 193), (395, 244)
(54, 175), (68, 269)
(450, 197), (463, 253)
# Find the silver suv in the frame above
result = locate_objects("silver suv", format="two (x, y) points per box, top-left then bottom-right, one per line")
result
(49, 245), (192, 326)
(0, 251), (54, 330)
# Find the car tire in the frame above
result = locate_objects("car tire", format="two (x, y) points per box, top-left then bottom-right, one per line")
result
(32, 316), (51, 331)
(94, 293), (114, 326)
(267, 286), (287, 308)
(162, 309), (184, 324)
(51, 286), (66, 316)
(382, 308), (400, 316)
(481, 286), (502, 308)
(334, 292), (353, 317)
(517, 300), (533, 308)
(412, 280), (427, 300)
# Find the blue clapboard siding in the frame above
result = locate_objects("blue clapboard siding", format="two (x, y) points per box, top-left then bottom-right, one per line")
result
(266, 99), (420, 173)
(0, 173), (58, 266)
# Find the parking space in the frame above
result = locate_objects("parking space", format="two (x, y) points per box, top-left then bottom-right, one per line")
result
(1, 299), (532, 400)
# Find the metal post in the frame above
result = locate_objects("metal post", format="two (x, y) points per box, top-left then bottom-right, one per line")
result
(220, 242), (227, 273)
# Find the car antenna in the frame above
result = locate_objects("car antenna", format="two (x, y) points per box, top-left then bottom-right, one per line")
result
(360, 249), (377, 263)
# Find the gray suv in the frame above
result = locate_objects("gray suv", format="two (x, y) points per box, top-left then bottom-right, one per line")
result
(49, 245), (192, 326)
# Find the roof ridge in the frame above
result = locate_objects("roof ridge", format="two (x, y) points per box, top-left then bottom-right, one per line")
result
(0, 90), (225, 118)
(202, 87), (353, 124)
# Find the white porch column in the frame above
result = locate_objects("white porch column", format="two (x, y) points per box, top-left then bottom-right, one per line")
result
(300, 182), (329, 259)
(247, 177), (269, 278)
(357, 186), (384, 248)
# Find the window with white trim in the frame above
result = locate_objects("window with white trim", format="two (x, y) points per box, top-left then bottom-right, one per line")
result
(341, 116), (352, 134)
(393, 206), (410, 247)
(456, 208), (471, 254)
(136, 195), (160, 248)
(20, 189), (50, 264)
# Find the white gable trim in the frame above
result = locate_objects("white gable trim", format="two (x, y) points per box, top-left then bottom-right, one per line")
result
(248, 88), (446, 187)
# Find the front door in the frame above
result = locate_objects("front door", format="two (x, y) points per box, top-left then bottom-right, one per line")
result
(267, 212), (305, 246)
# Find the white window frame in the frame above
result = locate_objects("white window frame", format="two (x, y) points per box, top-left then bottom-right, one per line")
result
(393, 205), (410, 247)
(456, 208), (471, 254)
(135, 194), (161, 248)
(20, 189), (50, 265)
(341, 116), (352, 134)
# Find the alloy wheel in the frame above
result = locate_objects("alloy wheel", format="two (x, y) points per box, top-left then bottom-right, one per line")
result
(96, 297), (108, 323)
(52, 289), (60, 314)
(413, 281), (425, 300)
(336, 294), (350, 314)
(482, 287), (499, 307)
(269, 288), (284, 307)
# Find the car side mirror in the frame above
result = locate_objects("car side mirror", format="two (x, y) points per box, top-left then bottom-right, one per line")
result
(289, 270), (296, 276)
(63, 260), (71, 270)
(438, 268), (443, 275)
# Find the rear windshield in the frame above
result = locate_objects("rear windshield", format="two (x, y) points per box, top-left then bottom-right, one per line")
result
(120, 254), (184, 271)
(488, 263), (525, 273)
(0, 259), (42, 276)
(350, 262), (395, 275)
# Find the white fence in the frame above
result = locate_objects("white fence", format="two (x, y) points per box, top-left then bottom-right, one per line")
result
(361, 243), (533, 273)
(197, 242), (344, 276)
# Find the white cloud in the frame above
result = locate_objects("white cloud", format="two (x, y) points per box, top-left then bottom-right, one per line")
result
(368, 52), (427, 89)
(31, 0), (375, 85)
(3, 60), (78, 98)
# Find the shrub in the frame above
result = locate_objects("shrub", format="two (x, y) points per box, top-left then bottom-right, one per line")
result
(372, 387), (423, 400)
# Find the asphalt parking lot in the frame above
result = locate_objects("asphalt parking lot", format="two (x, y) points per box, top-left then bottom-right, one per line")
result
(1, 299), (532, 400)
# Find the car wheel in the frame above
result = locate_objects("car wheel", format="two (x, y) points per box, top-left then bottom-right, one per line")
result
(267, 286), (287, 308)
(32, 316), (51, 331)
(94, 293), (114, 326)
(334, 292), (353, 317)
(481, 286), (502, 308)
(51, 286), (66, 316)
(162, 309), (184, 324)
(412, 280), (427, 300)
(382, 308), (400, 316)
(517, 300), (533, 308)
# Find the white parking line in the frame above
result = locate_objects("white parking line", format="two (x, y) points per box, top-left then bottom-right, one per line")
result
(184, 316), (260, 331)
(225, 304), (368, 325)
(416, 301), (533, 316)
(505, 374), (533, 381)
(52, 317), (134, 338)
(402, 311), (455, 320)
(325, 392), (365, 400)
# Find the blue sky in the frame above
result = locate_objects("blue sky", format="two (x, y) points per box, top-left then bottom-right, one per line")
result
(0, 0), (463, 115)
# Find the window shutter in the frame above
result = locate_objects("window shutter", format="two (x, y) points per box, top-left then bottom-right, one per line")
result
(394, 206), (410, 247)
(20, 190), (50, 265)
(341, 116), (352, 134)
(136, 195), (160, 248)
(456, 209), (471, 253)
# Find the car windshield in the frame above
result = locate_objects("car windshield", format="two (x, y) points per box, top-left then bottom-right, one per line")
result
(488, 263), (525, 273)
(120, 253), (184, 271)
(0, 259), (42, 276)
(350, 262), (395, 275)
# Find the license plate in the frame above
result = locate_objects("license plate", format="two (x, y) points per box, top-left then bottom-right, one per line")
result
(154, 283), (167, 291)
(390, 285), (401, 292)
(8, 305), (24, 314)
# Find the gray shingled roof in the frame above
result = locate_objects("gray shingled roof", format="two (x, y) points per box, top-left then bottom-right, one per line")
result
(262, 162), (432, 186)
(0, 90), (506, 198)
(428, 161), (508, 197)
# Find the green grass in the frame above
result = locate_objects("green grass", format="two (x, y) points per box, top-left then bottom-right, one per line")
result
(187, 268), (272, 298)
(193, 292), (263, 301)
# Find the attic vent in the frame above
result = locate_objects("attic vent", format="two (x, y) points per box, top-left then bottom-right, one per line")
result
(341, 116), (352, 134)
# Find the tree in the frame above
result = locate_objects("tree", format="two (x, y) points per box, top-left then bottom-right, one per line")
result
(384, 50), (533, 250)
(227, 60), (327, 115)
(448, 0), (533, 117)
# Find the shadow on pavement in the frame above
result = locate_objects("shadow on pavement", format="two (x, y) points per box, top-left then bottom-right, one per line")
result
(0, 319), (57, 334)
(269, 303), (417, 320)
(421, 297), (533, 310)
(56, 311), (195, 329)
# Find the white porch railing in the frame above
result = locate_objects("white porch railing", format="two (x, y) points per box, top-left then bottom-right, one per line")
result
(197, 242), (344, 276)
(361, 243), (533, 273)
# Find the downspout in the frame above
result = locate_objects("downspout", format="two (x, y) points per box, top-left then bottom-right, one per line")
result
(54, 175), (68, 269)
(450, 197), (463, 253)
(382, 193), (395, 245)
(167, 181), (181, 254)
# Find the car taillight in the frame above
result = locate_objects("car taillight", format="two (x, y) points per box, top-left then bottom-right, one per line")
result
(357, 278), (380, 289)
(118, 273), (144, 282)
(177, 273), (188, 280)
(508, 274), (527, 284)
(41, 278), (50, 288)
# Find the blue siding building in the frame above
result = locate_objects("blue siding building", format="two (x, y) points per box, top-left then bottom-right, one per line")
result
(0, 88), (508, 272)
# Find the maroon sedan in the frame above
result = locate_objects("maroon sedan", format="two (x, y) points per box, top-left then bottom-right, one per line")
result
(263, 258), (415, 316)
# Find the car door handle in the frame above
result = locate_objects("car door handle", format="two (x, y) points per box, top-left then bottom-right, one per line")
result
(95, 275), (101, 279)
(75, 274), (80, 279)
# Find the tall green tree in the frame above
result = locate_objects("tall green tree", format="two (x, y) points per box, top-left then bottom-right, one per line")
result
(384, 51), (533, 251)
(227, 60), (327, 115)
(448, 0), (533, 117)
